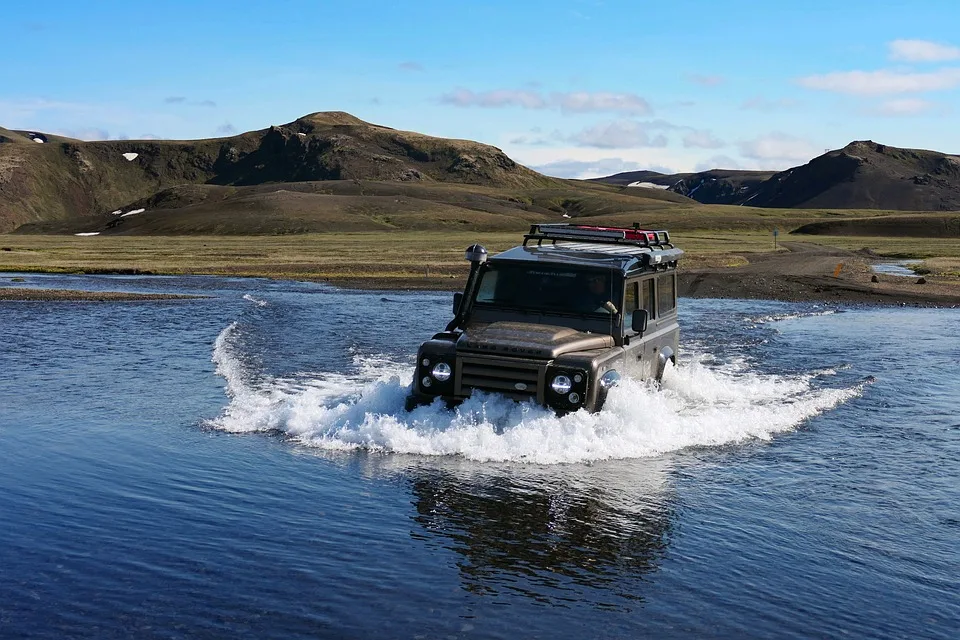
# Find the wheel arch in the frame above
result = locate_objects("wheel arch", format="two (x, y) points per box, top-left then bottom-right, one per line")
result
(656, 346), (676, 381)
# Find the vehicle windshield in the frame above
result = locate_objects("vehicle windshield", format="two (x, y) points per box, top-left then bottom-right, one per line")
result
(474, 264), (618, 315)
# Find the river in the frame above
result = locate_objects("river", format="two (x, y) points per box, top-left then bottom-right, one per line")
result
(1, 273), (957, 639)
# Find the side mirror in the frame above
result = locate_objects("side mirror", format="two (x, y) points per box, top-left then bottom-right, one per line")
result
(453, 292), (463, 316)
(631, 309), (649, 334)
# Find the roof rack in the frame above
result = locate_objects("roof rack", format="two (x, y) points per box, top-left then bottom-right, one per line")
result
(524, 223), (673, 248)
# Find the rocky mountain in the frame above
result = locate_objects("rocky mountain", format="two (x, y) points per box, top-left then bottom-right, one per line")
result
(0, 112), (563, 233)
(2, 112), (691, 235)
(745, 141), (960, 210)
(593, 169), (775, 205)
(594, 141), (960, 211)
(590, 170), (668, 187)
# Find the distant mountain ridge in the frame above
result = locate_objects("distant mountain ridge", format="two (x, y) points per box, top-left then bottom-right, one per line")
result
(1, 111), (690, 235)
(0, 112), (561, 233)
(593, 169), (776, 205)
(594, 141), (960, 211)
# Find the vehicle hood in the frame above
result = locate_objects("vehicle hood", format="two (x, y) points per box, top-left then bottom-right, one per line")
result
(457, 322), (614, 359)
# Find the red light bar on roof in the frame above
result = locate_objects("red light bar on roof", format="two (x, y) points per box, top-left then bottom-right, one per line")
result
(574, 225), (660, 242)
(528, 223), (671, 246)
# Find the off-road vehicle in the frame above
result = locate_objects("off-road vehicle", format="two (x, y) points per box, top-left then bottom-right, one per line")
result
(407, 223), (683, 413)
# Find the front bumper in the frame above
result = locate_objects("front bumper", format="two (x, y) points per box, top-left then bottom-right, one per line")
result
(411, 351), (595, 413)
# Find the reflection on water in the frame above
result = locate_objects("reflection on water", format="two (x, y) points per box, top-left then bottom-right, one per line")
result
(352, 454), (674, 606)
(411, 461), (670, 604)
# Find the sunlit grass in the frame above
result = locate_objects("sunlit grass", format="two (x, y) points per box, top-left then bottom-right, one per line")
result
(1, 230), (958, 287)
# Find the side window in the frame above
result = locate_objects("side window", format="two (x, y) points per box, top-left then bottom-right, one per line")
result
(475, 270), (498, 302)
(657, 274), (676, 314)
(624, 281), (638, 328)
(640, 278), (656, 318)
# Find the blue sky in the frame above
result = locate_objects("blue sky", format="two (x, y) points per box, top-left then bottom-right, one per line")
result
(3, 0), (959, 177)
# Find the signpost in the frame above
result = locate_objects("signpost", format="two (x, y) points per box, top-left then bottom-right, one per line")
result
(773, 228), (779, 250)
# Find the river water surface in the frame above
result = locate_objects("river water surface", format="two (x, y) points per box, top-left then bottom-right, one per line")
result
(1, 273), (957, 639)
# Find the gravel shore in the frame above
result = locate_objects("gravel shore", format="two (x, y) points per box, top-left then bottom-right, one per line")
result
(0, 288), (204, 301)
(677, 242), (960, 307)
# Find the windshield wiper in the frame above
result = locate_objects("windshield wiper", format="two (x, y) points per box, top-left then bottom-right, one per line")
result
(476, 302), (610, 320)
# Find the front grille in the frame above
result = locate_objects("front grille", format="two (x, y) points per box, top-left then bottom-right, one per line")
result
(458, 356), (543, 397)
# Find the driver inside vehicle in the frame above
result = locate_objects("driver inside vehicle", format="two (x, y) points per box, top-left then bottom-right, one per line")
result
(580, 273), (615, 313)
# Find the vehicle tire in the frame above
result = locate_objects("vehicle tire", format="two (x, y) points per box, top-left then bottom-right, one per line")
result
(405, 394), (427, 412)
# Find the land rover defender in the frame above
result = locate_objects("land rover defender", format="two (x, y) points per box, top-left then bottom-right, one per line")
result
(407, 223), (683, 413)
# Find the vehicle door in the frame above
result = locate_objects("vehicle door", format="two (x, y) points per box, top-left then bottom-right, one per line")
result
(623, 277), (658, 379)
(652, 273), (679, 375)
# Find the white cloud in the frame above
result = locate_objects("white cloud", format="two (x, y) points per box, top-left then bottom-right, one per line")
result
(530, 158), (671, 179)
(0, 98), (189, 140)
(889, 39), (960, 62)
(508, 134), (554, 146)
(440, 89), (548, 109)
(164, 96), (216, 107)
(0, 98), (109, 123)
(53, 127), (112, 141)
(59, 129), (158, 141)
(737, 132), (821, 168)
(682, 130), (725, 149)
(568, 120), (669, 148)
(797, 68), (960, 95)
(741, 96), (801, 111)
(440, 89), (651, 115)
(694, 155), (748, 172)
(510, 144), (721, 176)
(554, 92), (651, 116)
(871, 98), (938, 116)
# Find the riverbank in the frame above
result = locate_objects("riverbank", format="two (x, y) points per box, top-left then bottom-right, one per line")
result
(0, 287), (204, 301)
(679, 242), (960, 307)
(2, 233), (959, 306)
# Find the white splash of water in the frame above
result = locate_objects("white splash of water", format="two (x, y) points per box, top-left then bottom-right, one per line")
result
(207, 323), (862, 464)
(745, 309), (837, 325)
(242, 294), (268, 307)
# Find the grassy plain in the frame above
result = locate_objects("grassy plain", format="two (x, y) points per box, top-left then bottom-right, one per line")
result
(2, 229), (959, 288)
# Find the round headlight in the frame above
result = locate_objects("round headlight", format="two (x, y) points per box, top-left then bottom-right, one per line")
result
(600, 370), (621, 389)
(551, 374), (572, 394)
(421, 376), (433, 388)
(431, 362), (452, 382)
(568, 392), (580, 404)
